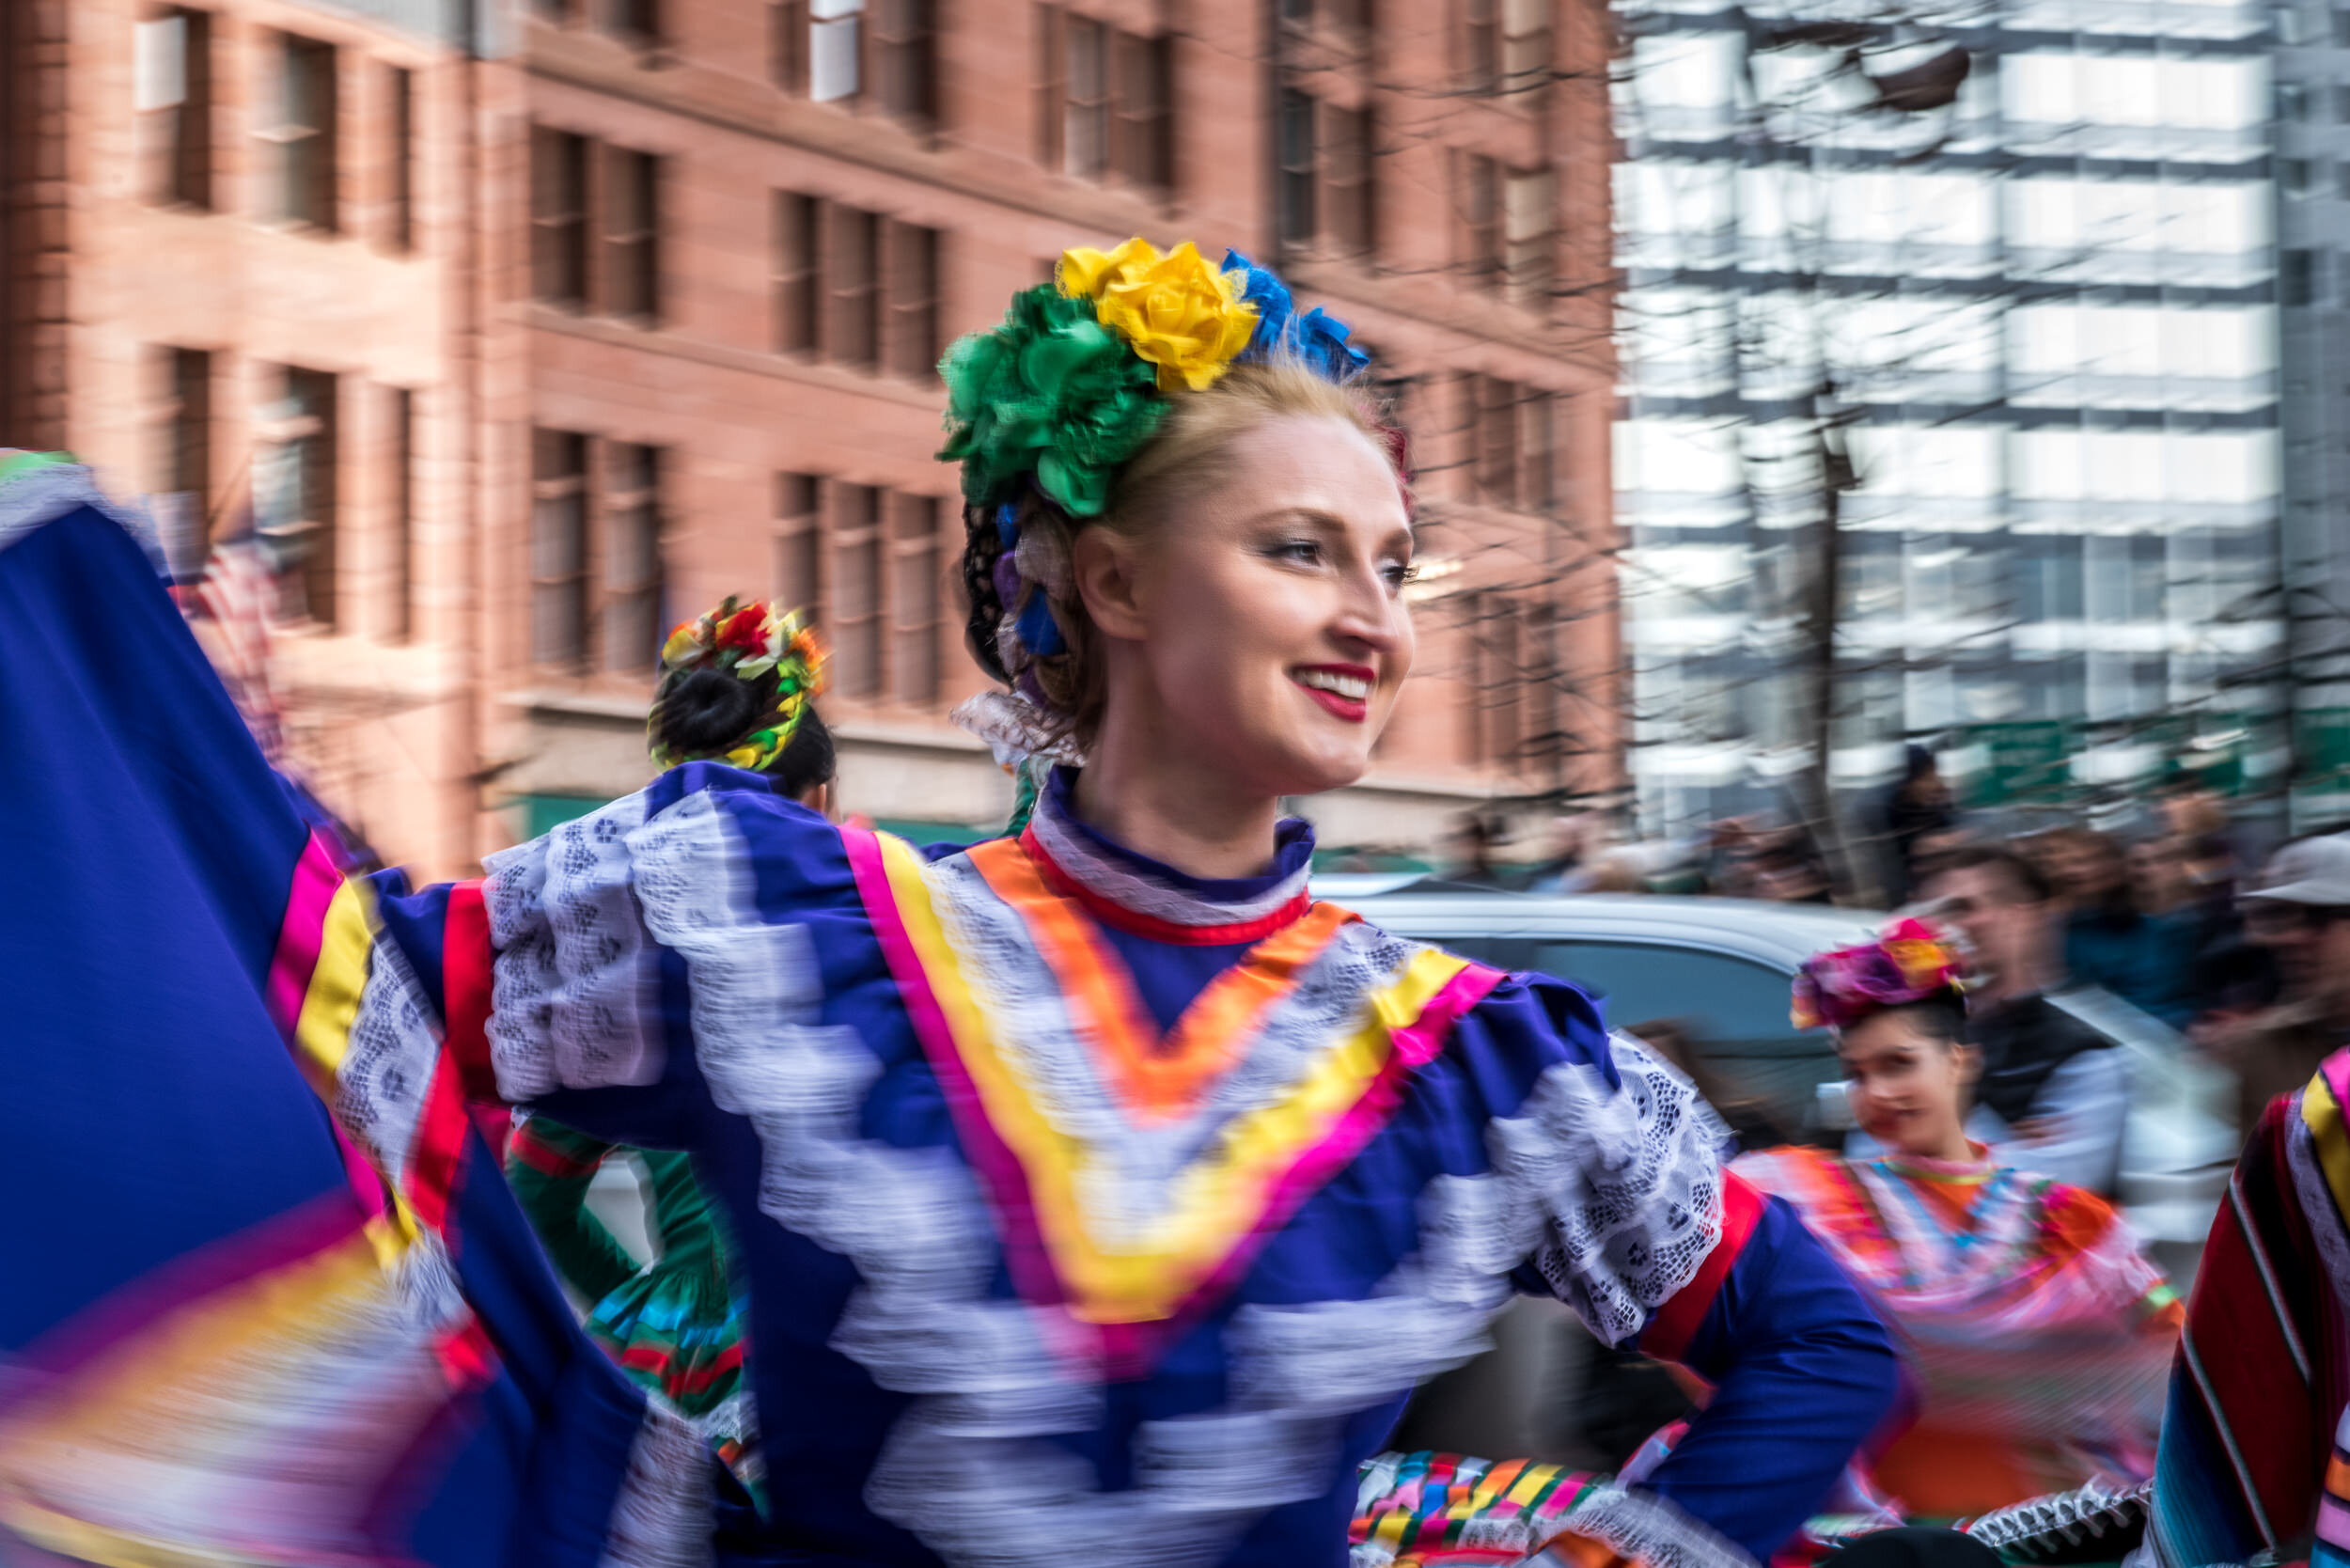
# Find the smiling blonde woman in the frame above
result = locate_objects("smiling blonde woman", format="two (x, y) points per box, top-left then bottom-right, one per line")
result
(0, 245), (1897, 1568)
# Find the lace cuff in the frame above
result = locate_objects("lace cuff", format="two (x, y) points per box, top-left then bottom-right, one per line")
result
(1499, 1035), (1734, 1349)
(481, 791), (665, 1101)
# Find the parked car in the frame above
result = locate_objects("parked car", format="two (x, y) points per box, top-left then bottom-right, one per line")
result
(1313, 878), (2236, 1462)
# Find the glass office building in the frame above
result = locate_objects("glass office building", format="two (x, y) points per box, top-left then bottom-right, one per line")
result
(1612, 0), (2286, 833)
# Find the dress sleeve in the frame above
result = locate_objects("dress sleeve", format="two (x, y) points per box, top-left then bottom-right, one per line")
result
(367, 766), (851, 1152)
(1456, 977), (1901, 1561)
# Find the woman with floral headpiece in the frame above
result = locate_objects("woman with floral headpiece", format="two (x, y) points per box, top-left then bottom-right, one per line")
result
(0, 251), (1897, 1568)
(1351, 925), (2185, 1567)
(1638, 921), (2183, 1529)
(502, 598), (833, 1520)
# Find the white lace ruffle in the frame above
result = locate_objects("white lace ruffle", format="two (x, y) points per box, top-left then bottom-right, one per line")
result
(336, 917), (442, 1188)
(483, 791), (663, 1100)
(0, 462), (163, 569)
(1501, 1035), (1733, 1348)
(597, 1399), (716, 1568)
(949, 691), (1085, 768)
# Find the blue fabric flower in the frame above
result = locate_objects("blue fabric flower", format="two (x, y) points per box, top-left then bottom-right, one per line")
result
(1220, 249), (1372, 384)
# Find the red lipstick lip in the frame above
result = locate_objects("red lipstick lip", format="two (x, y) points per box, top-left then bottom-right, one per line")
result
(1300, 686), (1368, 723)
(1291, 665), (1372, 724)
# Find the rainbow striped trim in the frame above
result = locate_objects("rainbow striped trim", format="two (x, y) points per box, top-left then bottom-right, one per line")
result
(843, 825), (1499, 1367)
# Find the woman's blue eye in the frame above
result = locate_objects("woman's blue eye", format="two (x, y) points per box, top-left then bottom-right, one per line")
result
(1271, 540), (1323, 564)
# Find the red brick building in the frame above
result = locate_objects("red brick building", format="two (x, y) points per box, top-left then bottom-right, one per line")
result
(1, 0), (1618, 873)
(0, 0), (518, 878)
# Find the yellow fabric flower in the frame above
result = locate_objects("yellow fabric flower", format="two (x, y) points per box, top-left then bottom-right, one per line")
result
(1057, 238), (1258, 393)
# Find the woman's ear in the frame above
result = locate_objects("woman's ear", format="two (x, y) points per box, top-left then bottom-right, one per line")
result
(1072, 526), (1149, 643)
(1950, 1040), (1982, 1089)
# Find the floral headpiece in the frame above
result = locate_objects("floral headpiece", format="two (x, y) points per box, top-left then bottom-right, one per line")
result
(1790, 917), (1967, 1032)
(936, 239), (1375, 759)
(647, 597), (828, 774)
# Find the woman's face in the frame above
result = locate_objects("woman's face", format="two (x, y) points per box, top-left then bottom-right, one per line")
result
(1839, 1009), (1976, 1157)
(1094, 413), (1415, 797)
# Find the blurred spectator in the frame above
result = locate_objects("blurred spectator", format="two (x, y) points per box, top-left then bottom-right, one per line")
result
(1444, 811), (1509, 888)
(1528, 814), (1597, 894)
(1916, 845), (2126, 1194)
(2056, 828), (2194, 1026)
(2195, 834), (2350, 1137)
(1585, 855), (1650, 894)
(1873, 745), (1958, 908)
(1747, 823), (1833, 904)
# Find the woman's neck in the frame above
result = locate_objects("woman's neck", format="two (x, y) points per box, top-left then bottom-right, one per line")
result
(1900, 1122), (1978, 1166)
(1073, 713), (1284, 882)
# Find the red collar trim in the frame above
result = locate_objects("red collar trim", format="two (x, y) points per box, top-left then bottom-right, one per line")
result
(1017, 825), (1313, 946)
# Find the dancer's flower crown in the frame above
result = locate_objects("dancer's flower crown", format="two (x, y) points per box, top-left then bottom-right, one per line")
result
(1790, 917), (1967, 1032)
(647, 598), (828, 773)
(937, 238), (1371, 520)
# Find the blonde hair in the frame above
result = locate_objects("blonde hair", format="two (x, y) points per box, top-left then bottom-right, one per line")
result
(976, 359), (1403, 748)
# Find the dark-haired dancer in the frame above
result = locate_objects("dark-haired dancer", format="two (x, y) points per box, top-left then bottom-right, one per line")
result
(1355, 924), (2180, 1560)
(0, 244), (1896, 1568)
(505, 599), (835, 1519)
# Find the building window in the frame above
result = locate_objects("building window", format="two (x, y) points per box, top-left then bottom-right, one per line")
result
(775, 193), (820, 353)
(776, 473), (822, 610)
(1468, 375), (1554, 510)
(1037, 8), (1168, 190)
(532, 128), (588, 306)
(1280, 0), (1314, 20)
(258, 367), (339, 628)
(136, 8), (212, 210)
(829, 205), (880, 368)
(2335, 84), (2350, 120)
(1460, 152), (1501, 287)
(1110, 31), (1173, 192)
(1278, 89), (1317, 246)
(2281, 83), (2312, 120)
(1324, 103), (1374, 256)
(833, 482), (884, 698)
(266, 34), (339, 231)
(1502, 0), (1550, 91)
(776, 194), (942, 378)
(2336, 162), (2350, 201)
(890, 492), (942, 702)
(603, 444), (663, 672)
(811, 0), (863, 102)
(152, 347), (212, 580)
(874, 0), (938, 125)
(1461, 0), (1500, 93)
(390, 386), (415, 642)
(602, 147), (660, 322)
(1465, 594), (1524, 765)
(384, 67), (415, 253)
(601, 0), (660, 42)
(2336, 8), (2350, 44)
(885, 220), (940, 380)
(2284, 246), (2320, 306)
(2285, 157), (2316, 196)
(1064, 15), (1110, 178)
(1504, 165), (1553, 306)
(532, 430), (590, 667)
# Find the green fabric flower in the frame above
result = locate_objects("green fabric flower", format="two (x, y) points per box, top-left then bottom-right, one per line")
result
(937, 285), (1167, 517)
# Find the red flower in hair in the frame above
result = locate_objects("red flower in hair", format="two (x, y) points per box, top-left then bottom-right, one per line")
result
(716, 604), (769, 655)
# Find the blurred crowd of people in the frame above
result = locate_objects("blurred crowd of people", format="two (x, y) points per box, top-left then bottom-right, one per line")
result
(1435, 754), (2350, 1154)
